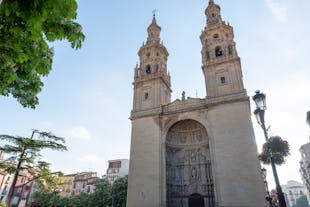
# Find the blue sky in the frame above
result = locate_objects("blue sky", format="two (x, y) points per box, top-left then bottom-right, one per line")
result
(0, 0), (309, 189)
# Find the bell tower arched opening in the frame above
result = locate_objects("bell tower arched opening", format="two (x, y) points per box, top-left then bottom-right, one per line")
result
(166, 119), (215, 207)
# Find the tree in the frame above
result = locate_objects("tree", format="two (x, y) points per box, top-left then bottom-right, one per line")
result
(258, 136), (290, 165)
(31, 190), (54, 207)
(293, 195), (310, 207)
(111, 177), (128, 207)
(0, 0), (85, 108)
(0, 129), (67, 207)
(89, 179), (112, 207)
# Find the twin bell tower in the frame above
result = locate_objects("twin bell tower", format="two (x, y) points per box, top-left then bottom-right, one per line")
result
(127, 1), (265, 207)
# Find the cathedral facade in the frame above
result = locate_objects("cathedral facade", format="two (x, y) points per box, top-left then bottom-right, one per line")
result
(127, 1), (265, 207)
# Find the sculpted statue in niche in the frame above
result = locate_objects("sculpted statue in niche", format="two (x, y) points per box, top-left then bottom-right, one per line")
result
(191, 150), (197, 162)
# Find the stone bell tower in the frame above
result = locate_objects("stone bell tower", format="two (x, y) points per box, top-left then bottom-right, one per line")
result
(127, 1), (266, 207)
(201, 0), (245, 98)
(127, 15), (172, 207)
(132, 15), (171, 112)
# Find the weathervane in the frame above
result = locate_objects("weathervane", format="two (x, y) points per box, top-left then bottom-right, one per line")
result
(152, 9), (157, 17)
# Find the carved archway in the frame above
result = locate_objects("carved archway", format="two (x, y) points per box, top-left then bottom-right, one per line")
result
(166, 119), (215, 207)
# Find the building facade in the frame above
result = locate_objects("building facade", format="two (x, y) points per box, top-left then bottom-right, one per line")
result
(71, 172), (99, 195)
(0, 170), (12, 203)
(281, 180), (309, 207)
(106, 159), (129, 184)
(12, 169), (34, 207)
(299, 112), (310, 200)
(127, 1), (265, 207)
(300, 143), (310, 197)
(0, 155), (34, 207)
(59, 174), (76, 197)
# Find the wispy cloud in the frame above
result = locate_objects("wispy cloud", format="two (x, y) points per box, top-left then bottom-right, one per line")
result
(68, 126), (91, 140)
(265, 0), (287, 23)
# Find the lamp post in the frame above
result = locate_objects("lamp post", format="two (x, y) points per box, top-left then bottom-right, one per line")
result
(252, 90), (287, 207)
(261, 168), (273, 207)
(307, 111), (310, 127)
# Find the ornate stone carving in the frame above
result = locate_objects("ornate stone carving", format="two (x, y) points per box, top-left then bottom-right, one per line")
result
(166, 120), (214, 207)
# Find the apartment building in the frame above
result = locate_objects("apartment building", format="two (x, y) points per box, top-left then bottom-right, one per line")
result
(106, 159), (129, 184)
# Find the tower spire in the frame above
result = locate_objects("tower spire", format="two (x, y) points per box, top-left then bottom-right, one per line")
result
(132, 15), (171, 112)
(147, 14), (161, 44)
(205, 0), (222, 26)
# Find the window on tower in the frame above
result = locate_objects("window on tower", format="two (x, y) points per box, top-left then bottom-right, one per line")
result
(220, 77), (226, 84)
(215, 47), (223, 57)
(213, 34), (219, 39)
(144, 92), (149, 100)
(146, 65), (151, 74)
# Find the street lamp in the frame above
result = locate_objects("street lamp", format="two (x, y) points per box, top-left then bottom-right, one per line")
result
(252, 90), (287, 207)
(261, 168), (273, 207)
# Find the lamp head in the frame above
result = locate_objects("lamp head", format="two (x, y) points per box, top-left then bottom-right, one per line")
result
(253, 90), (266, 110)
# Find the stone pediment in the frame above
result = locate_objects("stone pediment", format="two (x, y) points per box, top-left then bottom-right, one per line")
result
(163, 97), (206, 114)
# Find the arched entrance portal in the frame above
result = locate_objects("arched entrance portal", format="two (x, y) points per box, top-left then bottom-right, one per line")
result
(189, 194), (204, 207)
(166, 120), (215, 207)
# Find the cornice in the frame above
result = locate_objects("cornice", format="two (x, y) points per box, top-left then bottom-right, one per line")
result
(130, 91), (249, 120)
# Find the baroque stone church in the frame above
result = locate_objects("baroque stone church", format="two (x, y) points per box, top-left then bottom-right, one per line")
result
(127, 1), (265, 207)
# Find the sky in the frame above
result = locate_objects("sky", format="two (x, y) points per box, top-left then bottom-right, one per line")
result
(0, 0), (310, 190)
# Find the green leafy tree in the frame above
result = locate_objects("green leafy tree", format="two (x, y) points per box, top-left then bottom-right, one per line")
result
(0, 129), (67, 207)
(89, 179), (112, 207)
(0, 202), (6, 207)
(31, 190), (54, 207)
(112, 177), (128, 207)
(0, 0), (85, 108)
(258, 136), (290, 165)
(293, 195), (310, 207)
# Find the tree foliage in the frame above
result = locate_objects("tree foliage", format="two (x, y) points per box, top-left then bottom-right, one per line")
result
(90, 178), (112, 207)
(293, 195), (310, 207)
(0, 129), (67, 206)
(30, 178), (128, 207)
(258, 136), (290, 165)
(0, 0), (85, 108)
(112, 177), (128, 207)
